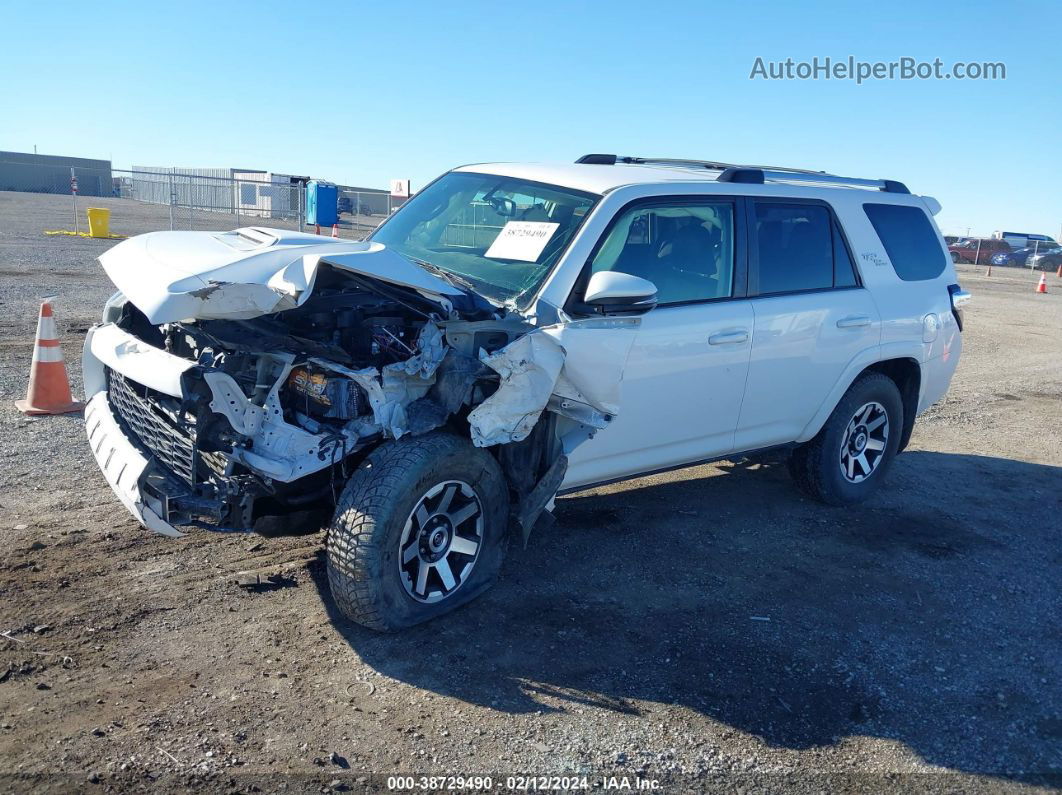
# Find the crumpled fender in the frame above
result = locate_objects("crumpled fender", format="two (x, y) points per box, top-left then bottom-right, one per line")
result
(468, 317), (640, 448)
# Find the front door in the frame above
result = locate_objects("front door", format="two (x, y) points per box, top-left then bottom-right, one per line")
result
(562, 197), (754, 489)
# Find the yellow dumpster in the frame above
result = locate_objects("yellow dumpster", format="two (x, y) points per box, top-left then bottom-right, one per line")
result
(86, 207), (110, 238)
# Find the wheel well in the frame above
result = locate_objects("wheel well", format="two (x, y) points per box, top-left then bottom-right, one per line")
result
(863, 358), (920, 452)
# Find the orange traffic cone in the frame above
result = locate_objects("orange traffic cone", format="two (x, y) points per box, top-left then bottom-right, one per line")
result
(331, 224), (339, 239)
(1036, 273), (1047, 293)
(15, 300), (84, 415)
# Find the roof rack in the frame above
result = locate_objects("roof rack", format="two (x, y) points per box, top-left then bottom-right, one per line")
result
(574, 154), (910, 194)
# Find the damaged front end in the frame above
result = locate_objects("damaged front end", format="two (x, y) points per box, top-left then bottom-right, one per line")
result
(84, 230), (633, 538)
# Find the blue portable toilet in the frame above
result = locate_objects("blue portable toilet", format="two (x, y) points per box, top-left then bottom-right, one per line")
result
(306, 181), (338, 227)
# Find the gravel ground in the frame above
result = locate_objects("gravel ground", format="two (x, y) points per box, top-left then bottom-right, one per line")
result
(0, 191), (1059, 794)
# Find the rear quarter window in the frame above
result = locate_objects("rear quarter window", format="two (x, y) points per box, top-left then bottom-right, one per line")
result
(863, 203), (946, 281)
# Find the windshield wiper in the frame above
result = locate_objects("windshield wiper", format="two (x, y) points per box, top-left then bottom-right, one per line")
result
(404, 255), (479, 293)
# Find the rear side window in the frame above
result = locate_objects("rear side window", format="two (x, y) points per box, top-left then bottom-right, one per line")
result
(753, 203), (856, 294)
(863, 203), (946, 281)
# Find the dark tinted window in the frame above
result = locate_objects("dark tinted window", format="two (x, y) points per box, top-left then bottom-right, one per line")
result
(754, 204), (833, 294)
(863, 203), (946, 281)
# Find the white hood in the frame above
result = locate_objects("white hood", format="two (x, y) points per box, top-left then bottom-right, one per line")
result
(98, 227), (466, 324)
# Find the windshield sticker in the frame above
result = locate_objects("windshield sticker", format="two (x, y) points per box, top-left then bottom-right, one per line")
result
(485, 221), (560, 262)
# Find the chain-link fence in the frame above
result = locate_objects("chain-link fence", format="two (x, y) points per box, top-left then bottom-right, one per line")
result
(116, 168), (306, 233)
(1, 159), (400, 240)
(942, 231), (1061, 270)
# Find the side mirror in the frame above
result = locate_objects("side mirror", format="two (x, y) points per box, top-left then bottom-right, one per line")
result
(581, 271), (658, 316)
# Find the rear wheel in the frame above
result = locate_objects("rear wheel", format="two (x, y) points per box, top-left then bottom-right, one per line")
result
(326, 432), (509, 631)
(788, 373), (904, 506)
(950, 251), (961, 264)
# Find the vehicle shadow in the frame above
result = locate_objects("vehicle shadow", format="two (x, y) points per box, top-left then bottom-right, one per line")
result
(311, 450), (1062, 784)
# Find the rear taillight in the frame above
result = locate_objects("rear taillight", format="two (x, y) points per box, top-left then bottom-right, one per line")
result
(948, 284), (971, 331)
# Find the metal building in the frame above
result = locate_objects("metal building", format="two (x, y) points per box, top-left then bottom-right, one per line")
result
(0, 151), (113, 196)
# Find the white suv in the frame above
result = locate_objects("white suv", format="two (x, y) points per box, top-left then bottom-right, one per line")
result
(83, 155), (969, 630)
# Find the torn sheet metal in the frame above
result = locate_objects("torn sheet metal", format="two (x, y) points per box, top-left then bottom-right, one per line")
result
(541, 316), (640, 418)
(468, 331), (566, 448)
(468, 316), (640, 448)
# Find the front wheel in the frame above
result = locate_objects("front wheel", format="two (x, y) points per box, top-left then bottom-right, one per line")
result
(788, 372), (904, 506)
(326, 432), (509, 631)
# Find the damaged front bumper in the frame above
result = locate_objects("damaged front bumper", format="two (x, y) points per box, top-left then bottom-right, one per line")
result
(83, 322), (356, 535)
(84, 391), (188, 537)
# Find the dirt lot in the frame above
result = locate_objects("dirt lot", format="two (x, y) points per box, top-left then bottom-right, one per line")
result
(0, 191), (1059, 793)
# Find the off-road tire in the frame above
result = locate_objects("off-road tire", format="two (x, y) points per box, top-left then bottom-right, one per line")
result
(787, 372), (904, 506)
(326, 431), (509, 631)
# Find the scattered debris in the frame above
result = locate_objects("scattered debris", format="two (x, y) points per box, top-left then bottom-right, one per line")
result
(33, 624), (51, 634)
(345, 679), (376, 697)
(235, 573), (298, 592)
(13, 524), (28, 531)
(0, 631), (26, 644)
(749, 616), (771, 622)
(329, 751), (350, 768)
(35, 682), (51, 690)
(245, 541), (264, 553)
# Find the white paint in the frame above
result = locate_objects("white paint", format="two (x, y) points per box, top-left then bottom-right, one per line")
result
(98, 229), (465, 325)
(87, 323), (193, 397)
(582, 271), (656, 304)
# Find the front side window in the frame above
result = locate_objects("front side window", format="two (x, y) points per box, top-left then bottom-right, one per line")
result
(863, 202), (946, 281)
(370, 171), (597, 305)
(589, 202), (735, 304)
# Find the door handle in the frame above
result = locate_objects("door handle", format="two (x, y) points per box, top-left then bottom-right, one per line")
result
(836, 315), (872, 329)
(708, 329), (749, 345)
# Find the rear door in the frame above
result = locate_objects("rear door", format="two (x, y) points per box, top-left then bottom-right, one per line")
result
(733, 199), (881, 452)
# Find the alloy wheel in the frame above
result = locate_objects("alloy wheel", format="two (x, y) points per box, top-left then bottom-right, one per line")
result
(839, 401), (889, 484)
(398, 480), (483, 603)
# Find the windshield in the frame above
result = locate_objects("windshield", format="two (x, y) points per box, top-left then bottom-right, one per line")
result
(370, 171), (598, 305)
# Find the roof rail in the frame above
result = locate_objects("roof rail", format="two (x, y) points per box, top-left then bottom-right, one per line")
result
(576, 154), (739, 170)
(575, 154), (909, 193)
(717, 167), (909, 194)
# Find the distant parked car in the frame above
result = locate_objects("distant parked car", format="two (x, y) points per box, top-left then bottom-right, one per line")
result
(337, 196), (353, 215)
(1027, 248), (1062, 271)
(948, 238), (1010, 264)
(943, 235), (960, 245)
(989, 246), (1045, 267)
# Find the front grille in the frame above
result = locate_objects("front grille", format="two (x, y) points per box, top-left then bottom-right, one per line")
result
(106, 368), (227, 485)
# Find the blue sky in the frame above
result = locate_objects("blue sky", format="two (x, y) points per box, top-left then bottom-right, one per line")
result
(1, 0), (1059, 237)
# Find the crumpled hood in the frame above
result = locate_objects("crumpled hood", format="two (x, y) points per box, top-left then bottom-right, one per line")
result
(98, 227), (467, 324)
